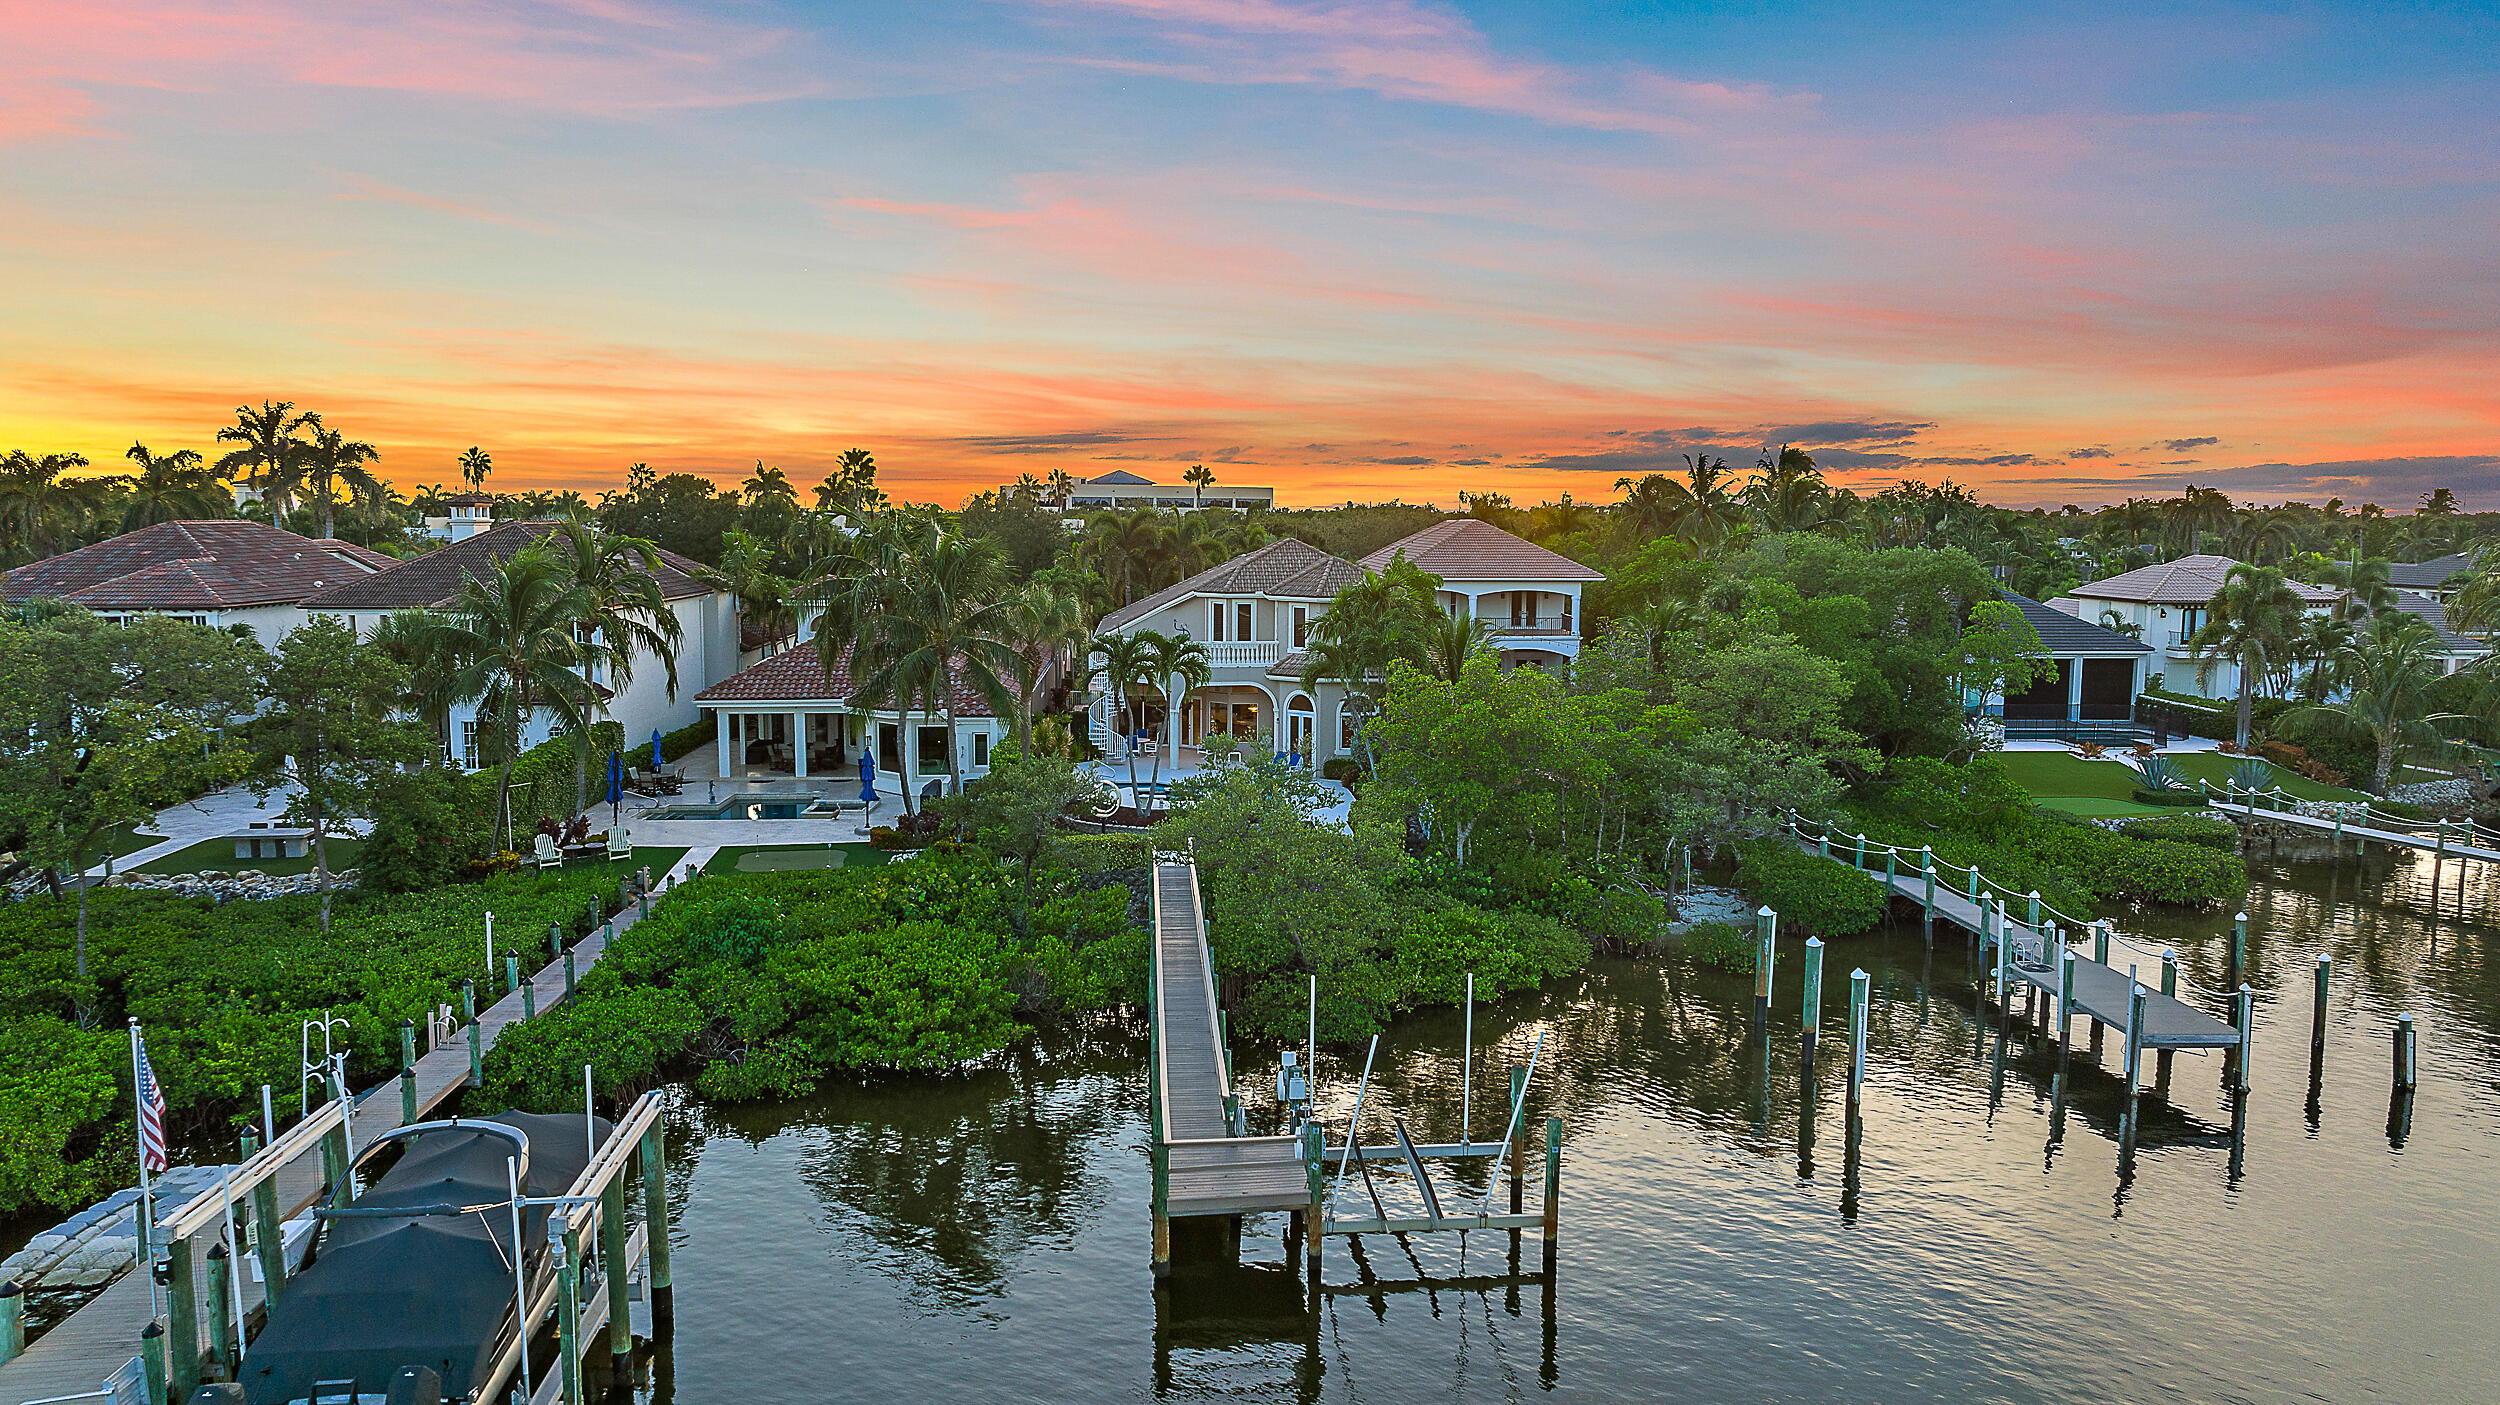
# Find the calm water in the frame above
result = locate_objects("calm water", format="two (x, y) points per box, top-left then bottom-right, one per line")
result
(639, 845), (2500, 1403)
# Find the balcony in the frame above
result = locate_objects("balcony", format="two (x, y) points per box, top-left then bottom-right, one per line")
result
(1486, 614), (1576, 637)
(1203, 640), (1282, 667)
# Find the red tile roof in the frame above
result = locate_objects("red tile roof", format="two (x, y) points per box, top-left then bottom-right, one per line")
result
(2069, 554), (2340, 606)
(694, 640), (1002, 716)
(1, 520), (387, 609)
(1359, 518), (1604, 582)
(295, 520), (712, 609)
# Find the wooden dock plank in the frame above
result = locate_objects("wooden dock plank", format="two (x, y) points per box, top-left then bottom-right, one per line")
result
(0, 889), (657, 1405)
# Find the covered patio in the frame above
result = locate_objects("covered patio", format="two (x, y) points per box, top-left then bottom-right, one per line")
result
(692, 647), (1003, 804)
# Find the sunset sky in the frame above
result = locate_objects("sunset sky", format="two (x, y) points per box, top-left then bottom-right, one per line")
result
(4, 1), (2495, 509)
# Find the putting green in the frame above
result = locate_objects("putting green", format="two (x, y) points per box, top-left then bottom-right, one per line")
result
(2032, 795), (2168, 818)
(734, 848), (850, 872)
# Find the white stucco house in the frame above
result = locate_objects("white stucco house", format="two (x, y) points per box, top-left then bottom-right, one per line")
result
(2051, 554), (2342, 701)
(1358, 518), (1602, 670)
(690, 641), (1017, 799)
(0, 519), (396, 647)
(1061, 469), (1275, 512)
(296, 521), (741, 769)
(420, 492), (498, 543)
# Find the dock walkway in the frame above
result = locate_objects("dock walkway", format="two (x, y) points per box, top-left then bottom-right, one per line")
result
(1150, 854), (1310, 1228)
(2210, 800), (2500, 865)
(1786, 820), (2242, 1052)
(0, 876), (665, 1405)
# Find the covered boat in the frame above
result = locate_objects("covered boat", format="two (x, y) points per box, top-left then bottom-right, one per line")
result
(240, 1111), (608, 1405)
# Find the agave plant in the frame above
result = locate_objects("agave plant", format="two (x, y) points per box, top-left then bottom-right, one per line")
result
(2230, 757), (2276, 796)
(2140, 755), (2184, 792)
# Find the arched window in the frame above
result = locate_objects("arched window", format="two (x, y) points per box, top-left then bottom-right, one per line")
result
(1286, 693), (1316, 760)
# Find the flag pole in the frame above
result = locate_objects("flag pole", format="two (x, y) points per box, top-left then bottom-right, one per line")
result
(128, 1019), (164, 1322)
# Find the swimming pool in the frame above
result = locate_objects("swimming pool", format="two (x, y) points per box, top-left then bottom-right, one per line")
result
(643, 796), (831, 821)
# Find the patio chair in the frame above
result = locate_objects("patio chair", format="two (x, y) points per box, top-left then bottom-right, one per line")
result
(532, 833), (562, 870)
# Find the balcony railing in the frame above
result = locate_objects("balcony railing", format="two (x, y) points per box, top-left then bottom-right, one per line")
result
(1487, 615), (1575, 636)
(1204, 640), (1283, 667)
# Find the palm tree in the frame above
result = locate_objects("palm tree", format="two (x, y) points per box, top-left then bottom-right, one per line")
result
(1083, 506), (1170, 604)
(1613, 474), (1679, 538)
(1141, 631), (1211, 808)
(459, 446), (493, 491)
(1045, 466), (1076, 510)
(2187, 563), (2306, 747)
(2318, 556), (2397, 622)
(282, 425), (384, 540)
(1089, 631), (1159, 807)
(2228, 507), (2299, 565)
(847, 532), (1021, 804)
(2095, 608), (2144, 640)
(215, 400), (319, 517)
(1530, 492), (1595, 542)
(1183, 463), (1215, 508)
(2308, 612), (2450, 794)
(699, 529), (797, 648)
(120, 444), (222, 528)
(425, 546), (600, 850)
(366, 609), (462, 755)
(2292, 612), (2352, 703)
(1005, 582), (1089, 751)
(1653, 455), (1744, 548)
(1421, 611), (1493, 683)
(546, 518), (684, 809)
(1744, 445), (1828, 533)
(1166, 511), (1223, 580)
(815, 447), (883, 514)
(0, 450), (100, 564)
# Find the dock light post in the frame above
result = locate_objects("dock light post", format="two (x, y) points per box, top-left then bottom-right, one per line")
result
(1754, 907), (1777, 1029)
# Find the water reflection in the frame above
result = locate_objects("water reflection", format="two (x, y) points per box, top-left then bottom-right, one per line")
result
(638, 844), (2500, 1403)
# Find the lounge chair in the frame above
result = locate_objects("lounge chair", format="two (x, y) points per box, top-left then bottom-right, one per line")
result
(532, 833), (562, 870)
(607, 827), (633, 862)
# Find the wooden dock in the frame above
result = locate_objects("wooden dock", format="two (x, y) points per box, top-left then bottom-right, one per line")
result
(2210, 800), (2500, 864)
(1792, 824), (2244, 1053)
(0, 880), (663, 1405)
(1149, 853), (1312, 1269)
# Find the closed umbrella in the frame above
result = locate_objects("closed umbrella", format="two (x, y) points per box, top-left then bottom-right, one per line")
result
(859, 750), (877, 805)
(651, 729), (665, 770)
(607, 751), (623, 824)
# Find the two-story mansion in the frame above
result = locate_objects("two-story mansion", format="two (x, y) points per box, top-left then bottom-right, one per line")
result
(1090, 519), (1604, 767)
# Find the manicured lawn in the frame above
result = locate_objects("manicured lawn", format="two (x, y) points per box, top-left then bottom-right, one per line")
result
(138, 836), (367, 876)
(702, 843), (891, 875)
(2162, 751), (2366, 802)
(1996, 751), (2146, 801)
(2032, 795), (2168, 818)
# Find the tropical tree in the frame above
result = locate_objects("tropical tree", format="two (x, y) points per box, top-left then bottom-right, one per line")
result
(1044, 466), (1076, 510)
(1141, 630), (1212, 808)
(2095, 608), (2144, 640)
(1081, 506), (1169, 605)
(845, 531), (1022, 805)
(425, 546), (602, 850)
(459, 446), (493, 491)
(1745, 445), (1828, 533)
(216, 401), (320, 517)
(1183, 463), (1215, 508)
(2307, 612), (2450, 794)
(2187, 563), (2307, 747)
(365, 608), (464, 747)
(0, 451), (100, 564)
(815, 447), (884, 515)
(1420, 610), (1493, 683)
(1298, 555), (1444, 768)
(1005, 581), (1090, 750)
(545, 518), (684, 808)
(283, 425), (384, 540)
(2318, 555), (2397, 622)
(699, 529), (797, 647)
(1645, 454), (1745, 548)
(120, 444), (223, 527)
(1088, 630), (1160, 807)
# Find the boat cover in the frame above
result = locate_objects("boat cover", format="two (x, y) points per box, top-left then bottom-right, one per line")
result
(240, 1111), (611, 1404)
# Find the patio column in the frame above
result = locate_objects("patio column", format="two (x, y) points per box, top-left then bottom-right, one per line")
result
(1170, 673), (1183, 768)
(792, 711), (808, 778)
(2065, 659), (2083, 721)
(715, 708), (732, 778)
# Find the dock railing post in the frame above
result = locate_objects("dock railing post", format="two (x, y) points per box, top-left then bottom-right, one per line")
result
(1754, 907), (1777, 1029)
(1302, 1124), (1325, 1280)
(602, 1176), (631, 1378)
(1508, 1064), (1527, 1216)
(565, 946), (577, 998)
(465, 989), (484, 1088)
(1540, 1117), (1562, 1271)
(2395, 1013), (2419, 1090)
(521, 970), (537, 1021)
(2093, 921), (2110, 968)
(399, 1019), (419, 1125)
(1801, 938), (1824, 1065)
(1853, 832), (1866, 870)
(2120, 981), (2146, 1149)
(1884, 844), (1897, 888)
(1920, 848), (1935, 928)
(2026, 890), (2041, 931)
(251, 1166), (285, 1307)
(638, 1123), (673, 1327)
(504, 952), (520, 997)
(2230, 911), (2249, 989)
(553, 1220), (582, 1405)
(141, 1319), (168, 1405)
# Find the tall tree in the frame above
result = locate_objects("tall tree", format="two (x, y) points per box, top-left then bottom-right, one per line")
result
(1005, 581), (1090, 751)
(814, 447), (884, 515)
(0, 451), (99, 564)
(1745, 446), (1829, 533)
(1298, 555), (1445, 767)
(2308, 612), (2449, 794)
(1183, 462), (1215, 508)
(120, 444), (223, 528)
(244, 617), (429, 931)
(425, 546), (601, 850)
(215, 401), (320, 519)
(283, 424), (384, 540)
(459, 446), (493, 491)
(545, 519), (683, 809)
(1141, 630), (1212, 808)
(2187, 562), (2307, 747)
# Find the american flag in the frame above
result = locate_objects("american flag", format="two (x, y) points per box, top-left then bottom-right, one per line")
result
(134, 1031), (168, 1175)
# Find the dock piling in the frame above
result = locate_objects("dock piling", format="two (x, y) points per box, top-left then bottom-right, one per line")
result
(565, 946), (577, 996)
(1801, 938), (1825, 1065)
(553, 1222), (582, 1405)
(1920, 848), (1935, 941)
(1754, 906), (1777, 1030)
(2119, 982), (2146, 1150)
(204, 1243), (233, 1383)
(1540, 1117), (1562, 1271)
(520, 972), (537, 1021)
(2395, 1013), (2419, 1090)
(1301, 1125), (1325, 1280)
(400, 1019), (419, 1124)
(2230, 911), (2248, 989)
(141, 1319), (167, 1405)
(1846, 969), (1870, 1108)
(2312, 955), (2332, 1058)
(2, 1280), (23, 1366)
(2233, 984), (2255, 1092)
(601, 1177), (630, 1378)
(504, 953), (521, 997)
(250, 1167), (285, 1308)
(638, 1122), (674, 1327)
(1508, 1065), (1527, 1216)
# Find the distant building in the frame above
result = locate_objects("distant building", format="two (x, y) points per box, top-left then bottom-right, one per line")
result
(1062, 470), (1274, 512)
(0, 519), (393, 647)
(2388, 552), (2475, 597)
(1986, 591), (2151, 725)
(2052, 554), (2341, 700)
(420, 492), (497, 542)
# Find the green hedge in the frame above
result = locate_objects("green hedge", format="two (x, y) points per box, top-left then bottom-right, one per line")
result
(2130, 787), (2211, 807)
(1731, 842), (1890, 937)
(2115, 815), (2238, 851)
(657, 718), (713, 765)
(0, 866), (637, 1214)
(502, 722), (626, 836)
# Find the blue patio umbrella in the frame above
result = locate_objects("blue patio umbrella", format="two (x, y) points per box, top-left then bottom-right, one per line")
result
(651, 729), (665, 770)
(607, 750), (624, 822)
(859, 750), (878, 804)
